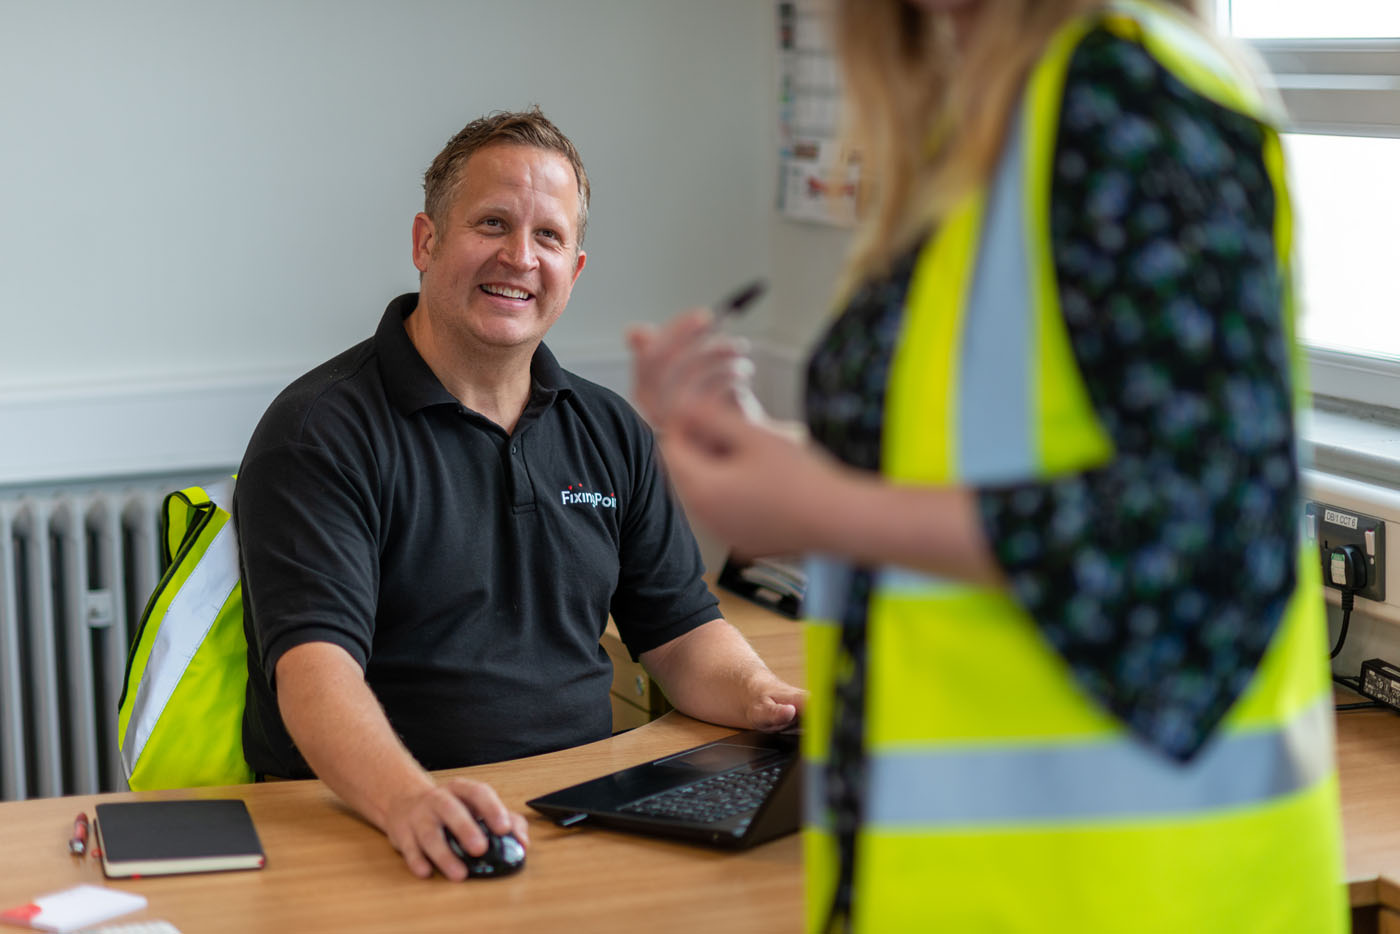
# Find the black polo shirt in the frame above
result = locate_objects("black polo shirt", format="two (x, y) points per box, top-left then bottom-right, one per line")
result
(235, 294), (719, 778)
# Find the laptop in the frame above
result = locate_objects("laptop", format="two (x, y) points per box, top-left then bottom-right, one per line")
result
(527, 728), (801, 849)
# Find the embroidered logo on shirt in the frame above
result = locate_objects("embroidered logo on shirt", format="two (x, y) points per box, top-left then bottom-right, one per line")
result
(560, 484), (617, 509)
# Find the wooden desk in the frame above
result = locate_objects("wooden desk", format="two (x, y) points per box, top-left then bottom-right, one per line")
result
(12, 587), (1398, 931)
(1338, 695), (1400, 930)
(0, 587), (804, 934)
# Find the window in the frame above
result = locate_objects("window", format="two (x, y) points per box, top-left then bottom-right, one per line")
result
(1226, 2), (1400, 40)
(1217, 1), (1400, 409)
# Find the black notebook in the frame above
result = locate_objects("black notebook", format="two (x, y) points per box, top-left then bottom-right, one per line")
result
(94, 799), (266, 878)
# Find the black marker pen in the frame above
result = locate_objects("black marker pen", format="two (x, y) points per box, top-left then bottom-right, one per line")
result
(706, 279), (767, 420)
(712, 278), (767, 327)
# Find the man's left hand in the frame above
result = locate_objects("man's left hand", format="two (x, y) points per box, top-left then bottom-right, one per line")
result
(641, 619), (804, 734)
(746, 679), (806, 732)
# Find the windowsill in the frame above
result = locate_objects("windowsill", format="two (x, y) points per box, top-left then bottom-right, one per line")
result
(1305, 397), (1400, 487)
(1295, 398), (1400, 628)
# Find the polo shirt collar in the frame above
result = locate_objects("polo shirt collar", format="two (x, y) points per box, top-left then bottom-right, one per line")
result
(377, 292), (574, 416)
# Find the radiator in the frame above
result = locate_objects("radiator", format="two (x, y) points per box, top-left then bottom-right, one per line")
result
(0, 474), (226, 801)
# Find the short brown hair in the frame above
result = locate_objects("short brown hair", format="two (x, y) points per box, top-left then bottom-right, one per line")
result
(423, 107), (590, 246)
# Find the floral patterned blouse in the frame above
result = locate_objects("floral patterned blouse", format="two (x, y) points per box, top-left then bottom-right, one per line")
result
(805, 27), (1297, 761)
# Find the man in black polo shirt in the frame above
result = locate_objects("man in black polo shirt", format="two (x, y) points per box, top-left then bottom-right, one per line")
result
(234, 109), (803, 881)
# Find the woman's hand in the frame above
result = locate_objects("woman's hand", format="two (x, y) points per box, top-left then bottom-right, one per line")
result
(628, 311), (1004, 582)
(661, 398), (845, 556)
(629, 311), (847, 556)
(627, 309), (761, 434)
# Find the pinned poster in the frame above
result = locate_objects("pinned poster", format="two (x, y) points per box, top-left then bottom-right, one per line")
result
(776, 0), (857, 227)
(779, 140), (858, 227)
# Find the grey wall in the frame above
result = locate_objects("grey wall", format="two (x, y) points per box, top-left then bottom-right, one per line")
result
(0, 0), (774, 396)
(758, 218), (850, 417)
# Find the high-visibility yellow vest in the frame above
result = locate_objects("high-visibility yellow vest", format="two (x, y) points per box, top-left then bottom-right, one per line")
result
(117, 479), (254, 790)
(803, 3), (1346, 930)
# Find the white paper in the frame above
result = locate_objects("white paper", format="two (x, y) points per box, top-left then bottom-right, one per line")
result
(0, 885), (147, 933)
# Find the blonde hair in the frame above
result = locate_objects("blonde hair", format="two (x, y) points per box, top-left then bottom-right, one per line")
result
(832, 0), (1203, 290)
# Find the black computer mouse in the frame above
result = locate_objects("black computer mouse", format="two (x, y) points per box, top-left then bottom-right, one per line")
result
(444, 819), (526, 878)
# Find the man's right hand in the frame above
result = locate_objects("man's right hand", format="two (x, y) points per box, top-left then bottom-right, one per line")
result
(382, 776), (531, 881)
(274, 642), (531, 880)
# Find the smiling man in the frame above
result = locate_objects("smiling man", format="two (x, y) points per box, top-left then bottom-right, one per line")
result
(233, 109), (802, 882)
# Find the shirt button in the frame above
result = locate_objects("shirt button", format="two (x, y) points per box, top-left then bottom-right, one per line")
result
(510, 445), (518, 454)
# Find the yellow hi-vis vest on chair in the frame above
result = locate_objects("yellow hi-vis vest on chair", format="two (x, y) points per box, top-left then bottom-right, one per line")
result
(117, 478), (254, 789)
(803, 3), (1346, 931)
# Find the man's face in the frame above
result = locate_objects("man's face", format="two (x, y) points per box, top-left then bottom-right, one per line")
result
(412, 143), (587, 354)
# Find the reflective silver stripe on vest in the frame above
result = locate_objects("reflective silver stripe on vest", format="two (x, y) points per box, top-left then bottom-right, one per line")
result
(206, 477), (234, 514)
(806, 699), (1331, 828)
(808, 561), (981, 619)
(119, 516), (240, 775)
(804, 555), (854, 624)
(876, 566), (974, 599)
(957, 104), (1036, 485)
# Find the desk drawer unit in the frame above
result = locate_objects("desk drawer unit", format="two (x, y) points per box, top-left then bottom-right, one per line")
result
(601, 623), (670, 732)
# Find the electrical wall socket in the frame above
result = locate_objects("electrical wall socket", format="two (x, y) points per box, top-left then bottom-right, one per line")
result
(1305, 500), (1386, 603)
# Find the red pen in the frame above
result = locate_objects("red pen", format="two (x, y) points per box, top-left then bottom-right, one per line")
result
(68, 813), (88, 855)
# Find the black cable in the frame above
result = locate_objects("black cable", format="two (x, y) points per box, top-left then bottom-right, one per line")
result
(1337, 700), (1383, 711)
(1329, 589), (1356, 660)
(1332, 671), (1381, 711)
(1331, 592), (1363, 712)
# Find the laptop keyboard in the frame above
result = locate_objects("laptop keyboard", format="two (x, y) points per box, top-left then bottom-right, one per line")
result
(619, 761), (785, 825)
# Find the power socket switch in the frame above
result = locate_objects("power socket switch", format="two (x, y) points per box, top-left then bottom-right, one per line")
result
(1304, 501), (1386, 603)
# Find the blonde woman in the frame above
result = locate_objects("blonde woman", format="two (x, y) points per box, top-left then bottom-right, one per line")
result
(630, 0), (1345, 930)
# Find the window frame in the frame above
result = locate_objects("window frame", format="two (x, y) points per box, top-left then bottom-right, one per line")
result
(1215, 2), (1400, 410)
(1267, 39), (1400, 408)
(1250, 40), (1400, 139)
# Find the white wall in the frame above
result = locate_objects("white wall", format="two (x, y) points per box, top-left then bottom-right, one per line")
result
(748, 2), (853, 421)
(0, 0), (775, 483)
(756, 219), (850, 419)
